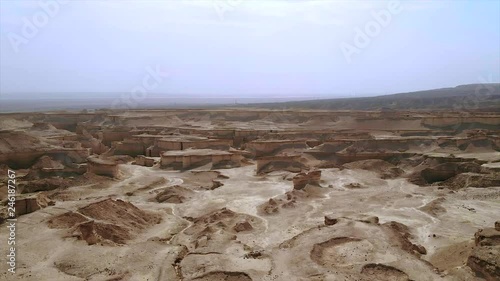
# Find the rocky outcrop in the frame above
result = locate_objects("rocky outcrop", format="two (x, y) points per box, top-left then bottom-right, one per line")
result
(467, 247), (500, 281)
(292, 170), (321, 190)
(324, 215), (338, 226)
(467, 223), (500, 280)
(14, 193), (54, 217)
(475, 228), (500, 246)
(87, 156), (119, 178)
(409, 162), (483, 185)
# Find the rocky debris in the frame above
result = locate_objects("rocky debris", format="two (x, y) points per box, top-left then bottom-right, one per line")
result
(258, 189), (309, 215)
(243, 250), (263, 259)
(344, 182), (365, 189)
(343, 159), (404, 179)
(261, 198), (280, 215)
(233, 221), (253, 232)
(177, 208), (261, 251)
(47, 199), (161, 245)
(324, 215), (338, 226)
(210, 180), (223, 190)
(496, 221), (500, 231)
(293, 170), (321, 190)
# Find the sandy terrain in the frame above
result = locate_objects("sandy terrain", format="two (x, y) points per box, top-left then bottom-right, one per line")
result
(0, 109), (499, 281)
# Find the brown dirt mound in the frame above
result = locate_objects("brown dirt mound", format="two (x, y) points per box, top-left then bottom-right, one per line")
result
(382, 221), (427, 256)
(191, 271), (252, 281)
(310, 237), (362, 267)
(184, 208), (261, 237)
(78, 199), (161, 229)
(47, 211), (88, 229)
(430, 241), (474, 271)
(361, 263), (410, 281)
(419, 197), (446, 217)
(75, 220), (131, 245)
(47, 199), (161, 245)
(154, 185), (193, 203)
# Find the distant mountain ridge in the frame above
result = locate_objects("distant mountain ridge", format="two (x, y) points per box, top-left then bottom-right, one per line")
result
(242, 84), (500, 111)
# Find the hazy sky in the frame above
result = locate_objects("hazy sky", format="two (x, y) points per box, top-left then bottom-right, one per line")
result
(0, 0), (499, 100)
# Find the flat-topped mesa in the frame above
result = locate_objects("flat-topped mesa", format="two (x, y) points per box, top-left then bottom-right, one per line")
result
(110, 134), (234, 157)
(422, 115), (500, 129)
(160, 149), (242, 170)
(87, 156), (120, 178)
(153, 136), (233, 157)
(246, 139), (308, 158)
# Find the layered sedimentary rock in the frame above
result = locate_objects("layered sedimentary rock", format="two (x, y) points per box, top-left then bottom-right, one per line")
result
(161, 149), (241, 170)
(87, 156), (119, 177)
(133, 155), (155, 167)
(467, 223), (500, 280)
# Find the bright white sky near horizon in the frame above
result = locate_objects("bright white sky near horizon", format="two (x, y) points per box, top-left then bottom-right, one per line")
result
(0, 0), (499, 101)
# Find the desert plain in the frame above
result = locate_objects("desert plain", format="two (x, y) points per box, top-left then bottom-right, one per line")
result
(0, 108), (499, 281)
